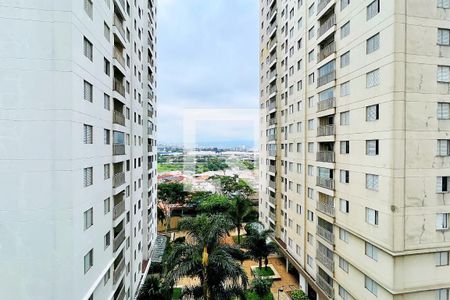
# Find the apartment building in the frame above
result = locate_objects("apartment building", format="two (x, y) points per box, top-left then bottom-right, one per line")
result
(0, 0), (157, 299)
(259, 0), (450, 299)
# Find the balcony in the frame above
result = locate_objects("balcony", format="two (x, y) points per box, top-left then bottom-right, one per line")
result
(269, 180), (276, 189)
(316, 249), (334, 273)
(269, 8), (277, 22)
(113, 144), (125, 155)
(318, 41), (336, 63)
(268, 101), (276, 111)
(268, 54), (277, 67)
(115, 284), (126, 300)
(317, 71), (336, 87)
(113, 48), (126, 69)
(316, 151), (335, 163)
(317, 225), (334, 245)
(116, 0), (126, 11)
(316, 274), (334, 299)
(268, 134), (276, 142)
(269, 70), (277, 83)
(113, 111), (125, 126)
(113, 172), (125, 188)
(317, 97), (336, 112)
(269, 165), (276, 173)
(113, 79), (125, 97)
(269, 196), (276, 205)
(316, 176), (335, 190)
(267, 24), (277, 37)
(318, 14), (336, 38)
(113, 229), (126, 252)
(113, 200), (126, 220)
(113, 257), (125, 284)
(316, 200), (335, 217)
(268, 38), (277, 51)
(269, 85), (277, 95)
(269, 211), (276, 220)
(268, 149), (276, 156)
(317, 125), (335, 137)
(113, 15), (126, 41)
(268, 118), (277, 126)
(317, 0), (332, 15)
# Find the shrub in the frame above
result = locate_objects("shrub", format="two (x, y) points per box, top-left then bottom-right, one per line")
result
(252, 277), (273, 297)
(290, 289), (308, 300)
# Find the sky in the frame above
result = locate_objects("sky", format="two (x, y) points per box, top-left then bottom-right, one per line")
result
(157, 0), (260, 148)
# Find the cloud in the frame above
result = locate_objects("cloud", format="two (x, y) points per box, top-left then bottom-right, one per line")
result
(156, 0), (259, 146)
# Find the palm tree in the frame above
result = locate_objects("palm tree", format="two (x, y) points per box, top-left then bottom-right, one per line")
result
(137, 276), (167, 300)
(242, 224), (277, 270)
(228, 196), (253, 244)
(157, 206), (166, 226)
(165, 214), (248, 300)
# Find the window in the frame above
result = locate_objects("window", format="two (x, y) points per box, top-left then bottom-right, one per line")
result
(339, 228), (349, 242)
(84, 167), (93, 187)
(83, 124), (93, 144)
(103, 269), (110, 285)
(367, 0), (380, 20)
(365, 276), (378, 296)
(104, 94), (110, 110)
(308, 50), (315, 62)
(84, 0), (93, 18)
(339, 257), (349, 272)
(307, 233), (314, 245)
(438, 0), (450, 8)
(340, 81), (350, 96)
(340, 111), (350, 125)
(84, 249), (94, 273)
(437, 289), (449, 300)
(307, 255), (314, 267)
(438, 66), (450, 83)
(308, 143), (314, 153)
(104, 231), (111, 249)
(104, 164), (110, 180)
(84, 80), (93, 102)
(84, 208), (93, 230)
(366, 208), (379, 225)
(308, 4), (315, 17)
(436, 252), (449, 266)
(308, 73), (315, 84)
(340, 51), (350, 68)
(308, 119), (315, 130)
(104, 22), (110, 40)
(437, 213), (449, 230)
(340, 170), (349, 184)
(83, 37), (93, 60)
(340, 141), (350, 154)
(437, 177), (450, 193)
(104, 58), (110, 75)
(366, 104), (379, 121)
(366, 69), (380, 87)
(339, 285), (350, 300)
(341, 0), (350, 10)
(307, 210), (314, 221)
(104, 129), (110, 144)
(367, 33), (380, 54)
(308, 26), (315, 40)
(438, 140), (450, 156)
(366, 140), (379, 155)
(104, 198), (110, 214)
(365, 242), (379, 261)
(366, 174), (379, 191)
(340, 199), (349, 213)
(341, 21), (350, 39)
(308, 165), (314, 176)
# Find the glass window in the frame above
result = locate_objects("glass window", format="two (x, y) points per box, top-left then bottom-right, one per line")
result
(341, 21), (350, 39)
(366, 208), (379, 225)
(366, 174), (379, 191)
(366, 104), (379, 121)
(84, 208), (93, 230)
(367, 0), (380, 20)
(367, 33), (380, 54)
(366, 140), (379, 155)
(438, 66), (450, 82)
(366, 69), (380, 87)
(84, 249), (94, 273)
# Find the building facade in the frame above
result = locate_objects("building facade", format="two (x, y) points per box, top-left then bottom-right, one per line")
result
(0, 0), (157, 299)
(259, 0), (450, 299)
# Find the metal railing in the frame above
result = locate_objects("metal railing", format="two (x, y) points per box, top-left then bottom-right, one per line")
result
(115, 284), (126, 300)
(113, 79), (125, 97)
(269, 211), (276, 220)
(269, 85), (277, 95)
(113, 111), (125, 126)
(268, 38), (277, 50)
(267, 24), (277, 36)
(318, 14), (336, 37)
(113, 257), (125, 284)
(318, 41), (336, 62)
(113, 15), (126, 41)
(113, 200), (126, 220)
(316, 151), (335, 163)
(316, 176), (335, 190)
(268, 149), (277, 156)
(113, 229), (125, 252)
(268, 118), (277, 126)
(268, 101), (276, 110)
(113, 48), (126, 68)
(269, 181), (276, 189)
(268, 134), (276, 142)
(269, 165), (276, 173)
(317, 0), (332, 15)
(113, 172), (125, 188)
(317, 125), (335, 137)
(113, 144), (125, 155)
(269, 54), (277, 66)
(316, 250), (334, 272)
(317, 71), (336, 87)
(317, 201), (335, 217)
(269, 196), (276, 205)
(116, 0), (125, 11)
(317, 225), (335, 245)
(317, 275), (334, 299)
(317, 97), (336, 112)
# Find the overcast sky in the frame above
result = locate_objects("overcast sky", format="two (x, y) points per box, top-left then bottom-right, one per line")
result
(157, 0), (259, 147)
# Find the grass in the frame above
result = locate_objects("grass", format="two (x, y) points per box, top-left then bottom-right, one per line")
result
(172, 288), (182, 299)
(158, 163), (184, 172)
(252, 267), (275, 277)
(245, 290), (274, 300)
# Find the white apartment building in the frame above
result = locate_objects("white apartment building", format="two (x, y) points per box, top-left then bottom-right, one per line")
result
(259, 0), (450, 299)
(0, 0), (157, 299)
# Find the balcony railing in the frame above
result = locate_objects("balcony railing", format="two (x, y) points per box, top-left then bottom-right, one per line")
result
(268, 118), (277, 126)
(113, 144), (125, 155)
(269, 85), (277, 95)
(317, 71), (336, 87)
(318, 41), (336, 62)
(113, 229), (125, 252)
(317, 97), (336, 112)
(113, 172), (125, 188)
(317, 225), (335, 245)
(316, 274), (334, 299)
(269, 165), (276, 173)
(317, 0), (332, 15)
(316, 250), (334, 272)
(317, 201), (335, 217)
(269, 181), (276, 189)
(113, 111), (125, 126)
(268, 149), (276, 156)
(116, 0), (126, 11)
(268, 101), (276, 111)
(269, 55), (277, 66)
(269, 196), (276, 205)
(267, 24), (277, 36)
(113, 79), (125, 97)
(115, 284), (126, 300)
(269, 70), (277, 82)
(316, 151), (335, 163)
(269, 211), (276, 220)
(268, 134), (276, 142)
(318, 14), (336, 38)
(113, 257), (125, 284)
(317, 125), (335, 137)
(113, 15), (126, 41)
(269, 8), (277, 21)
(113, 200), (126, 220)
(316, 176), (335, 190)
(268, 38), (277, 50)
(113, 48), (126, 68)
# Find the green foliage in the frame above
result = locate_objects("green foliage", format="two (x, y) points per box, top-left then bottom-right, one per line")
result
(137, 275), (172, 300)
(245, 290), (274, 300)
(190, 191), (213, 205)
(251, 277), (273, 297)
(242, 160), (255, 170)
(243, 209), (259, 223)
(197, 194), (231, 214)
(228, 196), (253, 243)
(210, 175), (255, 198)
(252, 267), (275, 277)
(290, 290), (308, 300)
(148, 262), (163, 275)
(158, 182), (188, 204)
(157, 206), (166, 225)
(158, 163), (184, 172)
(242, 227), (278, 269)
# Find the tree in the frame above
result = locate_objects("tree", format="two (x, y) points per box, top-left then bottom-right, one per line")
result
(165, 214), (248, 300)
(210, 175), (255, 199)
(251, 277), (273, 298)
(137, 276), (169, 300)
(157, 182), (188, 204)
(228, 196), (253, 244)
(197, 194), (231, 214)
(290, 290), (309, 300)
(157, 206), (166, 225)
(242, 225), (277, 270)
